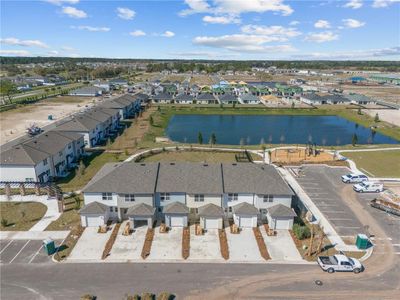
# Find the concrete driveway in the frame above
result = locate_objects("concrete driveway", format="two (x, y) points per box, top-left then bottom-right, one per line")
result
(260, 227), (304, 263)
(147, 227), (182, 261)
(108, 221), (147, 262)
(226, 228), (263, 262)
(68, 225), (114, 262)
(188, 226), (224, 262)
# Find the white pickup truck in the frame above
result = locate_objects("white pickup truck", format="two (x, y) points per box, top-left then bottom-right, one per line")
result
(317, 254), (364, 274)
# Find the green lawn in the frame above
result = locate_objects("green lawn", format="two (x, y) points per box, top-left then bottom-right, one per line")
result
(341, 150), (400, 177)
(0, 202), (47, 231)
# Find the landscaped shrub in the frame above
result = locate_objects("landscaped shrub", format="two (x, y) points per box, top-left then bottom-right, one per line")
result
(293, 223), (311, 240)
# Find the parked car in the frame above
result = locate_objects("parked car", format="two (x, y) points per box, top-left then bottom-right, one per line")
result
(317, 254), (363, 274)
(353, 181), (384, 193)
(341, 173), (368, 183)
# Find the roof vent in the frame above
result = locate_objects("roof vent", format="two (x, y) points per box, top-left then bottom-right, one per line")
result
(140, 163), (146, 166)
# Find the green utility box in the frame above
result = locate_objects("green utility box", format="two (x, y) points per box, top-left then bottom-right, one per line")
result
(356, 234), (369, 250)
(43, 239), (56, 255)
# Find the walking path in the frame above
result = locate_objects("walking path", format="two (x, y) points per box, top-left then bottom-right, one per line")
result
(0, 195), (61, 232)
(0, 231), (69, 240)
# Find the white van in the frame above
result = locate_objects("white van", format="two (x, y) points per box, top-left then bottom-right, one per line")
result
(353, 181), (384, 193)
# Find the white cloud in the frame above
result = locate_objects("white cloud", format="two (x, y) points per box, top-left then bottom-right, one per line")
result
(116, 7), (136, 20)
(44, 0), (79, 5)
(129, 30), (146, 37)
(293, 46), (400, 60)
(0, 37), (49, 48)
(289, 20), (300, 26)
(203, 15), (241, 24)
(372, 0), (400, 8)
(162, 31), (175, 37)
(71, 25), (110, 32)
(61, 6), (87, 18)
(180, 0), (293, 17)
(61, 46), (75, 52)
(305, 31), (339, 43)
(241, 25), (301, 39)
(314, 20), (331, 29)
(343, 0), (363, 9)
(342, 18), (365, 28)
(0, 50), (31, 56)
(47, 50), (59, 56)
(193, 34), (295, 53)
(179, 0), (211, 16)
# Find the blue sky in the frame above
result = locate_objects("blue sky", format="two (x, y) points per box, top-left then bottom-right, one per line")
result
(1, 0), (399, 60)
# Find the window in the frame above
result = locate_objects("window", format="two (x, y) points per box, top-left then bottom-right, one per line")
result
(102, 193), (113, 201)
(43, 158), (48, 166)
(263, 195), (274, 203)
(68, 143), (72, 149)
(59, 151), (63, 157)
(228, 207), (232, 213)
(109, 207), (113, 212)
(194, 194), (204, 202)
(124, 194), (135, 202)
(160, 193), (170, 202)
(228, 193), (238, 202)
(25, 178), (34, 182)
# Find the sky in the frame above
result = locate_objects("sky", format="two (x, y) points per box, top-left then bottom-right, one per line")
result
(0, 0), (399, 60)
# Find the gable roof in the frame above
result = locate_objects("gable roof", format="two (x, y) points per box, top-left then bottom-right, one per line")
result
(240, 93), (260, 101)
(267, 204), (297, 218)
(55, 115), (99, 132)
(175, 94), (194, 101)
(0, 144), (49, 166)
(232, 202), (258, 215)
(198, 203), (224, 217)
(156, 162), (223, 194)
(23, 131), (77, 156)
(83, 162), (159, 194)
(126, 203), (156, 217)
(153, 92), (173, 100)
(163, 201), (189, 214)
(222, 163), (294, 195)
(79, 201), (108, 215)
(219, 93), (238, 102)
(196, 93), (217, 101)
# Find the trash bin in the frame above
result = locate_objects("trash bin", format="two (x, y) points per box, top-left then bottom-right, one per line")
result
(356, 234), (369, 250)
(43, 238), (56, 255)
(48, 115), (53, 120)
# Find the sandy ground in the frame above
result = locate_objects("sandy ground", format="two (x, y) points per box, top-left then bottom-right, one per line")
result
(271, 148), (335, 164)
(364, 109), (400, 126)
(341, 84), (400, 104)
(0, 96), (98, 144)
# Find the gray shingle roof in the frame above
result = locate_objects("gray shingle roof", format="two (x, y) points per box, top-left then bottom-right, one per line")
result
(198, 203), (224, 217)
(83, 162), (159, 194)
(175, 94), (194, 101)
(153, 93), (173, 100)
(240, 93), (260, 101)
(196, 93), (217, 101)
(126, 203), (156, 217)
(267, 204), (297, 217)
(70, 86), (103, 95)
(232, 202), (259, 215)
(222, 163), (294, 195)
(55, 115), (99, 132)
(163, 201), (189, 214)
(156, 162), (223, 194)
(99, 99), (127, 109)
(219, 94), (238, 102)
(23, 131), (77, 156)
(79, 201), (108, 215)
(0, 144), (48, 166)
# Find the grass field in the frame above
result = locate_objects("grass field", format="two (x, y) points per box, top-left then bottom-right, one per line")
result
(140, 150), (261, 163)
(341, 150), (400, 177)
(0, 202), (47, 231)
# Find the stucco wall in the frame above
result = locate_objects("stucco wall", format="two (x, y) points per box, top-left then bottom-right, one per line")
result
(117, 193), (154, 208)
(186, 194), (222, 209)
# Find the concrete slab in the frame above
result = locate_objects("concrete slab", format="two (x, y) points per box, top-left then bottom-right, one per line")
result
(147, 227), (182, 261)
(108, 221), (146, 261)
(260, 227), (304, 263)
(0, 231), (69, 240)
(68, 225), (113, 261)
(226, 228), (263, 262)
(188, 226), (224, 262)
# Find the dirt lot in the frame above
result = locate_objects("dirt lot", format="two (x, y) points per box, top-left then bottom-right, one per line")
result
(340, 84), (400, 104)
(0, 96), (97, 144)
(271, 148), (337, 164)
(364, 109), (400, 126)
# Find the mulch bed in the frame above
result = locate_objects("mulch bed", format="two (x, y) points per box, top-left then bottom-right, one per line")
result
(101, 223), (121, 260)
(218, 229), (229, 260)
(141, 228), (155, 259)
(182, 227), (190, 259)
(253, 227), (270, 260)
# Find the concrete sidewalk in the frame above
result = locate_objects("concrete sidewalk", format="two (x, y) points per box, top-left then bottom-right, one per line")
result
(0, 195), (61, 232)
(0, 231), (69, 240)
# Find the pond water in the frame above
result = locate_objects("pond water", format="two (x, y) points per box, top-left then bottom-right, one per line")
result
(165, 115), (399, 146)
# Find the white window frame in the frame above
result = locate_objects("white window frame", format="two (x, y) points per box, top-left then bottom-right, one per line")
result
(102, 193), (113, 201)
(263, 195), (274, 203)
(160, 193), (170, 202)
(124, 194), (135, 202)
(228, 193), (238, 202)
(194, 194), (204, 202)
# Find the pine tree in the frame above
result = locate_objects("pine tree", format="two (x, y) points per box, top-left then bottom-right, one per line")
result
(198, 132), (203, 144)
(374, 113), (380, 122)
(352, 133), (358, 146)
(210, 133), (216, 145)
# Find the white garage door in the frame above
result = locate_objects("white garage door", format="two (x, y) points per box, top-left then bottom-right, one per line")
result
(205, 218), (219, 229)
(239, 216), (253, 228)
(86, 215), (103, 227)
(170, 216), (184, 227)
(275, 218), (290, 230)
